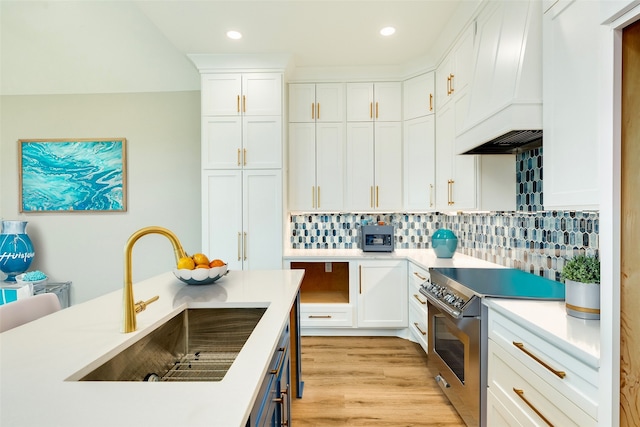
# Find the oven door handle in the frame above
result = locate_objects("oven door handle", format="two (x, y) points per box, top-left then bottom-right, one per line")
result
(435, 374), (451, 388)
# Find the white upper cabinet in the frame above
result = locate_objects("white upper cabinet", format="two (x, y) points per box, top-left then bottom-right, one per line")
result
(346, 82), (402, 122)
(289, 83), (344, 123)
(435, 26), (474, 114)
(435, 103), (478, 211)
(288, 83), (345, 211)
(201, 73), (282, 170)
(202, 116), (282, 169)
(202, 73), (282, 116)
(346, 121), (402, 212)
(542, 0), (600, 210)
(288, 122), (345, 211)
(404, 115), (436, 211)
(404, 72), (435, 120)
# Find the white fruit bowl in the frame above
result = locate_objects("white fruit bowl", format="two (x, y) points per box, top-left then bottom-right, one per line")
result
(173, 264), (228, 285)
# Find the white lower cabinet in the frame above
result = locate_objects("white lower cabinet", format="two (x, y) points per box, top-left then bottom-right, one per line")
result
(202, 169), (282, 272)
(287, 259), (408, 332)
(487, 307), (598, 426)
(357, 260), (408, 328)
(299, 303), (354, 328)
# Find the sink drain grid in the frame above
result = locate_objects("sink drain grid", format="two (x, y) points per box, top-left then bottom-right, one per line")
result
(161, 352), (239, 382)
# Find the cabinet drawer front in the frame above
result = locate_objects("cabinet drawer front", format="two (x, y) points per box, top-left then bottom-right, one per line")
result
(408, 262), (430, 288)
(488, 309), (598, 418)
(300, 304), (353, 327)
(409, 303), (428, 353)
(488, 340), (596, 427)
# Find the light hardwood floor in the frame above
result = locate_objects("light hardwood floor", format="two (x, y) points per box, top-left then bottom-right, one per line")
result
(291, 336), (466, 426)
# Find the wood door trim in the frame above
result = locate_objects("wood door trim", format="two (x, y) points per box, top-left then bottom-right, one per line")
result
(620, 19), (640, 427)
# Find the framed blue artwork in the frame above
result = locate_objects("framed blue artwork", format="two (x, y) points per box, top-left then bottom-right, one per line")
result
(18, 138), (127, 212)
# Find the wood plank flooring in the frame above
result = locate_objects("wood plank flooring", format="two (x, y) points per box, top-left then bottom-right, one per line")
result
(291, 336), (466, 426)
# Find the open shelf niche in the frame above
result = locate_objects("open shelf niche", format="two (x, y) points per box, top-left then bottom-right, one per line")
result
(290, 261), (350, 304)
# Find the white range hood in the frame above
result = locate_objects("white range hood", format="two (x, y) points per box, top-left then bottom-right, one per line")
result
(455, 0), (542, 155)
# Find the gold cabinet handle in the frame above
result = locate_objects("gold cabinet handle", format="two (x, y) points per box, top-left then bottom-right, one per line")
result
(447, 179), (454, 205)
(449, 73), (455, 94)
(414, 322), (427, 336)
(237, 148), (241, 166)
(513, 388), (554, 427)
(312, 186), (316, 208)
(243, 232), (247, 260)
(369, 102), (373, 119)
(359, 265), (362, 294)
(309, 315), (332, 319)
(446, 75), (451, 95)
(376, 185), (379, 208)
(413, 271), (427, 281)
(243, 148), (247, 166)
(237, 95), (240, 112)
(237, 232), (241, 261)
(512, 342), (566, 379)
(429, 93), (433, 111)
(311, 103), (315, 119)
(375, 101), (379, 119)
(242, 95), (246, 113)
(317, 102), (320, 120)
(370, 186), (374, 208)
(413, 294), (427, 305)
(429, 184), (434, 207)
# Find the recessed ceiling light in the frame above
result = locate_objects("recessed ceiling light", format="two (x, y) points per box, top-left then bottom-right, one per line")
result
(380, 26), (396, 37)
(227, 30), (242, 40)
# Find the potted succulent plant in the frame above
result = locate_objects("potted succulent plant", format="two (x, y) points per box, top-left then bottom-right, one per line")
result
(561, 254), (600, 320)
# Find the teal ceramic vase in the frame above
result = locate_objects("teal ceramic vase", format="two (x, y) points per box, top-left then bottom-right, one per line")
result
(0, 221), (35, 282)
(431, 228), (458, 258)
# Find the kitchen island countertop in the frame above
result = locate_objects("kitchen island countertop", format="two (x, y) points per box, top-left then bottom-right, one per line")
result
(0, 269), (304, 427)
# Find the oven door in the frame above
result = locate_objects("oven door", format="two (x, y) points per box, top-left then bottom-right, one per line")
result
(427, 301), (480, 427)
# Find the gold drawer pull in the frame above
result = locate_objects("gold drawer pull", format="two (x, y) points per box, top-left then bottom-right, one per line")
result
(513, 388), (554, 427)
(414, 322), (426, 336)
(413, 294), (427, 305)
(309, 315), (332, 319)
(513, 342), (566, 379)
(413, 271), (427, 281)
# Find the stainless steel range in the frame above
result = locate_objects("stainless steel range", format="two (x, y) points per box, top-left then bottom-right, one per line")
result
(419, 267), (565, 427)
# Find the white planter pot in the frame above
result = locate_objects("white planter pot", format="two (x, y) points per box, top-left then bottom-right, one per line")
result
(565, 279), (600, 320)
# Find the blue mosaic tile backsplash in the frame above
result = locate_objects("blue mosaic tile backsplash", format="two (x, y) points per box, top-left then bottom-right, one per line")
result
(289, 148), (599, 282)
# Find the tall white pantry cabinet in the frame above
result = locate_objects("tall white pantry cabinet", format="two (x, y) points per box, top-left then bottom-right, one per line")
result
(198, 72), (284, 271)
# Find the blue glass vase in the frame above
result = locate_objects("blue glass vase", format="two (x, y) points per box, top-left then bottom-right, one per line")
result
(431, 228), (458, 258)
(0, 221), (35, 282)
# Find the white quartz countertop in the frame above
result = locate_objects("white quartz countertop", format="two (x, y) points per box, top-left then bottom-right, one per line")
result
(483, 298), (600, 368)
(0, 269), (304, 427)
(284, 248), (504, 271)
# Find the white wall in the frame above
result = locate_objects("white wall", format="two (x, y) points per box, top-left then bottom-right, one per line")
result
(0, 91), (201, 304)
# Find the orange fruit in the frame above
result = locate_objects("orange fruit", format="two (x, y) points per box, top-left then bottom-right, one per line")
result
(209, 259), (225, 267)
(195, 264), (210, 269)
(192, 253), (209, 265)
(177, 256), (195, 270)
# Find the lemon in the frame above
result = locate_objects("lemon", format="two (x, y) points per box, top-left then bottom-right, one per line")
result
(177, 256), (195, 270)
(192, 253), (209, 266)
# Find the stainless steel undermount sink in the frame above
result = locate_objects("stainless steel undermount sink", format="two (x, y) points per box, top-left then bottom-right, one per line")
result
(77, 308), (266, 382)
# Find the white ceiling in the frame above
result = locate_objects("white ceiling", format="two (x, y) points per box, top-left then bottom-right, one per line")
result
(0, 0), (475, 95)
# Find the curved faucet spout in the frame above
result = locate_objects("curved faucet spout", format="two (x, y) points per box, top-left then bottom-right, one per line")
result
(123, 226), (188, 333)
